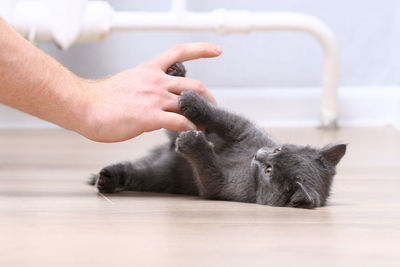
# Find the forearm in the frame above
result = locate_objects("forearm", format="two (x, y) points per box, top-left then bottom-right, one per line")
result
(0, 17), (88, 131)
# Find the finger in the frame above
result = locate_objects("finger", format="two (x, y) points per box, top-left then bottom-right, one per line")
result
(161, 93), (182, 114)
(158, 112), (197, 132)
(152, 43), (222, 71)
(167, 76), (217, 106)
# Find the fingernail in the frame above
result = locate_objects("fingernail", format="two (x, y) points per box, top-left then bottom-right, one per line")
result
(215, 45), (223, 54)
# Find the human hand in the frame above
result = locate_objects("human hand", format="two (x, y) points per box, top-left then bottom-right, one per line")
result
(77, 43), (222, 142)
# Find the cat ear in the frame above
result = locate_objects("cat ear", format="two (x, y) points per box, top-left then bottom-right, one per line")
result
(321, 143), (347, 166)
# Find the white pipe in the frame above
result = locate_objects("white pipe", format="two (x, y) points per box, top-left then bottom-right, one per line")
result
(5, 0), (339, 128)
(111, 9), (339, 128)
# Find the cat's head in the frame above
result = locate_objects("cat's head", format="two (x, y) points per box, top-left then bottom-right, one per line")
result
(251, 143), (346, 209)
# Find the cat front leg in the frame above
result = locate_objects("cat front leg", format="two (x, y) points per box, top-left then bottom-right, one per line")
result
(175, 130), (226, 199)
(179, 91), (258, 142)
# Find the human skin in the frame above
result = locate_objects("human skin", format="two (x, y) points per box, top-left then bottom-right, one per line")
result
(0, 17), (221, 142)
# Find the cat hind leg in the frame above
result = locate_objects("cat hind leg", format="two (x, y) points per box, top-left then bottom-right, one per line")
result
(90, 163), (131, 193)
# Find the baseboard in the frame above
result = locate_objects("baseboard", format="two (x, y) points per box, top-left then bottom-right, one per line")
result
(1, 86), (399, 129)
(212, 86), (400, 129)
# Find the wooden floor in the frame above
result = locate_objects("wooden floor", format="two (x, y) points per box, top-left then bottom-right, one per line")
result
(0, 127), (399, 266)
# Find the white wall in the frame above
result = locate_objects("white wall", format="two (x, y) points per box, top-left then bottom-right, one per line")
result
(1, 0), (400, 128)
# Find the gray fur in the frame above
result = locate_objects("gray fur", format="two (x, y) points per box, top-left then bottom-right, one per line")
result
(89, 63), (346, 209)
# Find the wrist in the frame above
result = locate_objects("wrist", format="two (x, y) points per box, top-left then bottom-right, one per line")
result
(66, 77), (96, 138)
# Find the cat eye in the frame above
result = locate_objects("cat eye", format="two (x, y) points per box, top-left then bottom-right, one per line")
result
(265, 165), (273, 176)
(273, 148), (281, 153)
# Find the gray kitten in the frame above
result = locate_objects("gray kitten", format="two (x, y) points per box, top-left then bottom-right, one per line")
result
(90, 63), (346, 209)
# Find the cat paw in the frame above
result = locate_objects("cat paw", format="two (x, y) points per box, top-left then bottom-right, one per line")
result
(91, 166), (126, 193)
(175, 130), (213, 154)
(166, 62), (186, 77)
(179, 91), (211, 124)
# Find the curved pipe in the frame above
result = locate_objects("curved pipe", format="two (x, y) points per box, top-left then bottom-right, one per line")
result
(111, 10), (339, 128)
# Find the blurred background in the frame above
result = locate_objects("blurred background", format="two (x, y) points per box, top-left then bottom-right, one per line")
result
(1, 0), (399, 129)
